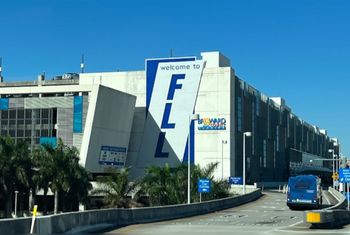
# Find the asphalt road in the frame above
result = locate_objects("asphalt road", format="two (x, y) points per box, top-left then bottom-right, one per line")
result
(101, 191), (350, 235)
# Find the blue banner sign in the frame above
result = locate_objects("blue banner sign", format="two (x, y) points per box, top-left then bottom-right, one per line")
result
(0, 98), (9, 110)
(229, 176), (243, 185)
(39, 137), (57, 148)
(344, 192), (350, 201)
(339, 169), (350, 183)
(99, 145), (127, 167)
(198, 179), (211, 193)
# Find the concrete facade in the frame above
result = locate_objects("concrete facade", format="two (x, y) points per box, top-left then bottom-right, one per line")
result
(0, 51), (339, 182)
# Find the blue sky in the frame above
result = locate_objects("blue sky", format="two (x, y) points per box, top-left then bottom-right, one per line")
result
(1, 0), (349, 156)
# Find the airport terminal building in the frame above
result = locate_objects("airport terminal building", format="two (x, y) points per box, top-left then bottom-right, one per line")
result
(0, 51), (339, 183)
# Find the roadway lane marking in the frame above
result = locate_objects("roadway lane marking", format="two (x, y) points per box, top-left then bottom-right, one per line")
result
(287, 220), (303, 227)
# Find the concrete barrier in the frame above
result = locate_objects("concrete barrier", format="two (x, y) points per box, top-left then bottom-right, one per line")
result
(0, 189), (261, 234)
(304, 187), (350, 228)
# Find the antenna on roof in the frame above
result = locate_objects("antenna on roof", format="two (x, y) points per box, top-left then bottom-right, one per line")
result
(81, 54), (85, 73)
(170, 49), (173, 57)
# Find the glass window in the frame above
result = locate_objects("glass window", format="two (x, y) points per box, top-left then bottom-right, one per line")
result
(25, 109), (32, 119)
(32, 109), (40, 119)
(276, 126), (280, 152)
(17, 130), (24, 137)
(237, 97), (242, 132)
(1, 110), (8, 119)
(256, 96), (260, 116)
(42, 109), (49, 119)
(9, 110), (16, 119)
(252, 103), (255, 155)
(18, 110), (24, 119)
(267, 101), (270, 138)
(263, 140), (267, 168)
(25, 130), (32, 137)
(35, 130), (41, 137)
(41, 129), (48, 137)
(9, 130), (15, 137)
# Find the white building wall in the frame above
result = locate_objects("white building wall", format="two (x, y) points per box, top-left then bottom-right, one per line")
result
(79, 85), (136, 173)
(78, 52), (235, 180)
(195, 66), (233, 180)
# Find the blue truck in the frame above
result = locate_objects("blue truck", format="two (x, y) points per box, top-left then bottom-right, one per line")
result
(287, 175), (323, 210)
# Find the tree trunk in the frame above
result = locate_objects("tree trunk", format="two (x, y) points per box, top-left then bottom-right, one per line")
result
(54, 191), (58, 214)
(43, 188), (48, 215)
(4, 191), (13, 218)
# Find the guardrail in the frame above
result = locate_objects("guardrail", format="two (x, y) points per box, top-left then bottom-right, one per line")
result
(0, 189), (262, 234)
(304, 187), (350, 228)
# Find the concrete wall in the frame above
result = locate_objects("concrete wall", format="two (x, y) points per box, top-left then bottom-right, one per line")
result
(0, 190), (261, 234)
(79, 85), (136, 173)
(78, 53), (235, 180)
(195, 66), (232, 180)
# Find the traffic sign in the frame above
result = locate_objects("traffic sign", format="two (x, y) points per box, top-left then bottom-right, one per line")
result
(332, 172), (339, 180)
(339, 169), (350, 183)
(198, 179), (211, 193)
(229, 176), (243, 185)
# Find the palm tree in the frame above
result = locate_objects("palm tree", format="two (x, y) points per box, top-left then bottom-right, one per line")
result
(33, 139), (91, 214)
(0, 137), (32, 218)
(32, 145), (55, 214)
(92, 167), (133, 208)
(138, 164), (178, 206)
(138, 162), (230, 206)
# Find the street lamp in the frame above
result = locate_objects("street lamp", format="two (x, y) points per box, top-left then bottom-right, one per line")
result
(14, 190), (19, 217)
(328, 149), (336, 188)
(221, 140), (228, 180)
(188, 113), (199, 204)
(243, 132), (252, 194)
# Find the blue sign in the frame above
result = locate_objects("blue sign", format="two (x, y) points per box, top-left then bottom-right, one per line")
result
(229, 176), (243, 185)
(198, 179), (211, 193)
(39, 137), (57, 148)
(344, 192), (350, 201)
(99, 145), (127, 167)
(0, 98), (9, 110)
(339, 169), (350, 183)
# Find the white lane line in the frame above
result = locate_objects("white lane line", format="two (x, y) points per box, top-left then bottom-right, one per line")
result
(288, 220), (303, 227)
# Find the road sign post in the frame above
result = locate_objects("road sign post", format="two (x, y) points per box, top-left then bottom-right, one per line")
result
(346, 183), (350, 210)
(229, 176), (243, 185)
(198, 179), (210, 202)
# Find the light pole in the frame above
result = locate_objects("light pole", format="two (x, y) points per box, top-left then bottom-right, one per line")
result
(14, 190), (19, 217)
(328, 149), (335, 188)
(243, 132), (252, 194)
(221, 140), (227, 180)
(188, 113), (199, 204)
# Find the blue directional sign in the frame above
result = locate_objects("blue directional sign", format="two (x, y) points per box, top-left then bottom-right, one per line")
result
(229, 176), (243, 185)
(339, 169), (350, 183)
(198, 179), (211, 193)
(344, 192), (350, 201)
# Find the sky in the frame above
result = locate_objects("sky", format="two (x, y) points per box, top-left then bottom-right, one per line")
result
(0, 0), (349, 156)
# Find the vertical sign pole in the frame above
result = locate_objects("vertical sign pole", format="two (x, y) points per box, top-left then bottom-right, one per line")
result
(187, 115), (191, 204)
(200, 192), (202, 203)
(346, 183), (350, 210)
(30, 205), (38, 234)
